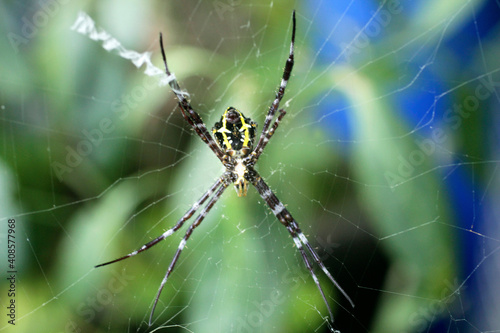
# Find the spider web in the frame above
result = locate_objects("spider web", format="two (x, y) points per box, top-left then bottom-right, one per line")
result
(1, 0), (500, 332)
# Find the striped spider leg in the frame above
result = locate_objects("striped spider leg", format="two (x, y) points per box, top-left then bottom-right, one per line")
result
(159, 33), (226, 164)
(96, 176), (232, 324)
(245, 12), (296, 167)
(146, 177), (232, 324)
(248, 169), (355, 322)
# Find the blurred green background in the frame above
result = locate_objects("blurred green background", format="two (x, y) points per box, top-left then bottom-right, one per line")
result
(1, 0), (499, 332)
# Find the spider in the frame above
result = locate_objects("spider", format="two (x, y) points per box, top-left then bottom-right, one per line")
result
(96, 10), (354, 325)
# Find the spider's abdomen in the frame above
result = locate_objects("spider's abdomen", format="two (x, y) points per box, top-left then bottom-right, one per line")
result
(212, 107), (257, 153)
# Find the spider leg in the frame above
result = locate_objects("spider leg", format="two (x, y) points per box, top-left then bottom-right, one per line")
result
(287, 225), (336, 322)
(159, 33), (226, 163)
(297, 230), (355, 308)
(249, 169), (353, 322)
(247, 109), (286, 165)
(252, 11), (295, 163)
(149, 178), (230, 325)
(95, 177), (225, 268)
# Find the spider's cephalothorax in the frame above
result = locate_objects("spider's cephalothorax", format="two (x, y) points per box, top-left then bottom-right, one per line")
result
(212, 107), (257, 196)
(97, 11), (354, 326)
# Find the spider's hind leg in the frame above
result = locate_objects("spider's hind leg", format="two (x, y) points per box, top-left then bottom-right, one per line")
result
(95, 177), (224, 270)
(250, 171), (354, 322)
(148, 177), (231, 325)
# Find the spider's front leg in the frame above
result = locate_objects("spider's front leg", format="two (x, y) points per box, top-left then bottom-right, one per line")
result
(251, 10), (296, 164)
(245, 108), (286, 167)
(159, 33), (226, 164)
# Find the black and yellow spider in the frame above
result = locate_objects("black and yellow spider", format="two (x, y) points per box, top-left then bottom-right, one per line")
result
(96, 11), (354, 325)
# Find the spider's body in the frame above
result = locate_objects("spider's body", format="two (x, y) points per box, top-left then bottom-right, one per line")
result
(213, 107), (257, 196)
(96, 11), (354, 326)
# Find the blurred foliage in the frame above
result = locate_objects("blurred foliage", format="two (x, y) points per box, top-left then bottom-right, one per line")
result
(1, 0), (499, 332)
